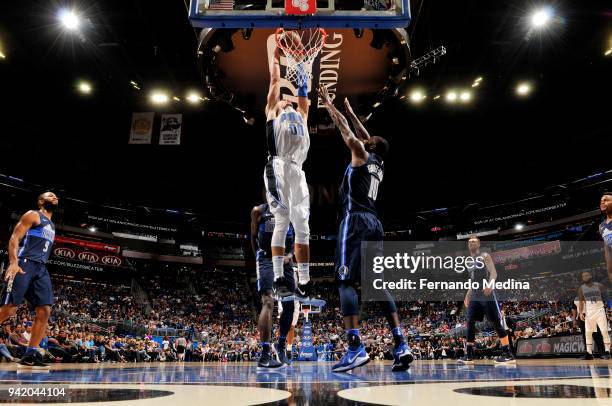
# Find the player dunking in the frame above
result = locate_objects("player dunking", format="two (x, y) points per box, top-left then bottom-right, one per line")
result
(0, 192), (58, 369)
(577, 271), (611, 359)
(264, 36), (312, 300)
(459, 235), (514, 364)
(319, 85), (412, 373)
(251, 203), (296, 370)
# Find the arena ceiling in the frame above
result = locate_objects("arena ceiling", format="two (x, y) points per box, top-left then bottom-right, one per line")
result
(0, 0), (610, 231)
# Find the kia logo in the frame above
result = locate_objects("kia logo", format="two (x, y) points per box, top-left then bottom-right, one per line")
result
(102, 256), (121, 266)
(78, 252), (99, 263)
(54, 248), (75, 259)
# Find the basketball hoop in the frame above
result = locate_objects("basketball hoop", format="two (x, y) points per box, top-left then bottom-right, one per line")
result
(275, 28), (327, 87)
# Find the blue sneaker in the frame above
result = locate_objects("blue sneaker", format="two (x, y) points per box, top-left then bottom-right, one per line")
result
(276, 343), (292, 366)
(332, 345), (370, 373)
(391, 343), (413, 372)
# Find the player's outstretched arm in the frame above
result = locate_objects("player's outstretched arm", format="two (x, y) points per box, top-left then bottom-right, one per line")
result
(318, 84), (367, 166)
(604, 242), (612, 281)
(250, 205), (264, 256)
(344, 98), (371, 141)
(265, 47), (281, 119)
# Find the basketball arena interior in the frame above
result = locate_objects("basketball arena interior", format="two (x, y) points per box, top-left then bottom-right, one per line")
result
(0, 0), (611, 405)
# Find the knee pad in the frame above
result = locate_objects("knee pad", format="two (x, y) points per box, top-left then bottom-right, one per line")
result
(271, 213), (290, 248)
(293, 220), (310, 245)
(339, 282), (359, 316)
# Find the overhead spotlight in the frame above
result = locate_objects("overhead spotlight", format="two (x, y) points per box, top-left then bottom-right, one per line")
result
(514, 223), (524, 231)
(445, 91), (458, 103)
(605, 49), (612, 57)
(433, 95), (441, 100)
(59, 9), (80, 30)
(409, 89), (426, 104)
(459, 91), (472, 102)
(130, 80), (141, 90)
(474, 76), (483, 83)
(77, 81), (92, 94)
(531, 8), (553, 28)
(471, 82), (480, 88)
(150, 91), (169, 104)
(516, 82), (532, 96)
(186, 92), (203, 104)
(0, 50), (5, 59)
(172, 96), (180, 102)
(88, 226), (97, 232)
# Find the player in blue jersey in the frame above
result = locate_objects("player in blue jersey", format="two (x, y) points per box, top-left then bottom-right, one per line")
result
(459, 235), (514, 365)
(319, 85), (412, 373)
(0, 192), (58, 369)
(251, 203), (297, 370)
(599, 192), (612, 282)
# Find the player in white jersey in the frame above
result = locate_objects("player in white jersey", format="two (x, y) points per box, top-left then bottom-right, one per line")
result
(264, 36), (312, 299)
(578, 271), (611, 359)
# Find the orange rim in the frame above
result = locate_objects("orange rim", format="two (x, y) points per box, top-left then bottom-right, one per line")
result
(275, 28), (328, 59)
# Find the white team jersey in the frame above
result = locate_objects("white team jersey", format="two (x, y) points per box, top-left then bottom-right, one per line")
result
(581, 283), (605, 314)
(268, 107), (310, 167)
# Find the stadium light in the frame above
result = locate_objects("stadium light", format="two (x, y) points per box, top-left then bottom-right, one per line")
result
(514, 223), (525, 231)
(516, 82), (533, 96)
(0, 51), (5, 59)
(59, 9), (80, 30)
(172, 96), (180, 102)
(459, 91), (472, 103)
(433, 95), (441, 100)
(150, 91), (169, 105)
(77, 81), (92, 94)
(605, 49), (612, 57)
(409, 89), (426, 104)
(445, 91), (458, 103)
(88, 226), (97, 232)
(531, 8), (553, 28)
(186, 91), (203, 104)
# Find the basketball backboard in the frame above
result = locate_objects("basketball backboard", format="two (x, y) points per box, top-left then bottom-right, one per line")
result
(188, 0), (411, 29)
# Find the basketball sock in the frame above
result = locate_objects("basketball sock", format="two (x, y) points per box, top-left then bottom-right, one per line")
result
(272, 256), (284, 280)
(297, 263), (310, 284)
(391, 327), (405, 347)
(605, 341), (611, 352)
(278, 336), (287, 351)
(261, 342), (271, 355)
(347, 329), (361, 351)
(501, 345), (511, 355)
(466, 343), (474, 359)
(586, 343), (593, 354)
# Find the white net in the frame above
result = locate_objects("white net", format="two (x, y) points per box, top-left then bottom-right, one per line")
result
(275, 28), (327, 87)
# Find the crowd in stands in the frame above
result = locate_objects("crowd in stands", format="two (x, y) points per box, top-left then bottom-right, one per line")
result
(0, 267), (608, 364)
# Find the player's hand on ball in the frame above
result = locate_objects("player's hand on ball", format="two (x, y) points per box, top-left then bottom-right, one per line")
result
(4, 263), (25, 281)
